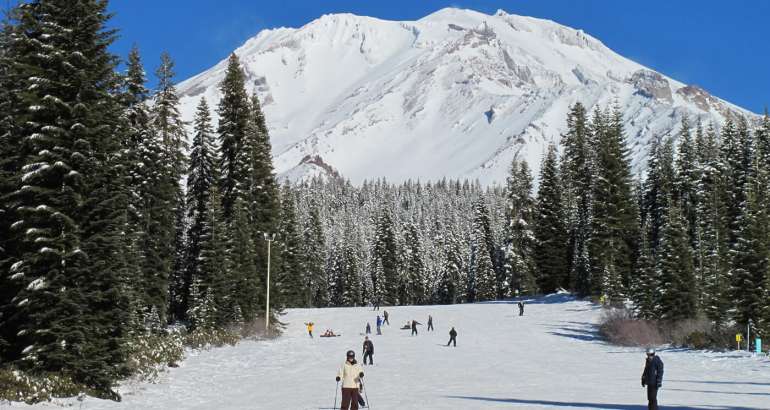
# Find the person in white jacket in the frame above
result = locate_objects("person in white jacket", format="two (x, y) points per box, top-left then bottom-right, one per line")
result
(336, 350), (365, 410)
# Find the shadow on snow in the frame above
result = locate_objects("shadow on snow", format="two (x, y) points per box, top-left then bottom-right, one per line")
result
(444, 396), (766, 409)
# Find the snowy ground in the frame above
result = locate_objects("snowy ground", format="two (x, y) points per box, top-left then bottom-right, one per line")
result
(9, 294), (770, 409)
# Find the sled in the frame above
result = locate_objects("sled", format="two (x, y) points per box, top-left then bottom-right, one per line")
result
(319, 334), (341, 338)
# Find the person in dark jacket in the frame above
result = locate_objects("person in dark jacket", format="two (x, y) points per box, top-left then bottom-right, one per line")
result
(447, 327), (457, 347)
(641, 348), (664, 410)
(383, 310), (390, 325)
(518, 301), (524, 316)
(375, 316), (382, 335)
(365, 322), (371, 335)
(362, 336), (374, 365)
(411, 319), (421, 336)
(427, 315), (434, 331)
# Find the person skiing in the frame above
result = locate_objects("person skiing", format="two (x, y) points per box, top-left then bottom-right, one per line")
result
(518, 301), (524, 316)
(411, 319), (421, 336)
(427, 315), (434, 331)
(336, 350), (365, 410)
(641, 348), (664, 410)
(372, 299), (379, 311)
(365, 322), (371, 335)
(376, 315), (382, 335)
(447, 327), (457, 347)
(383, 310), (390, 325)
(305, 322), (314, 338)
(362, 336), (374, 365)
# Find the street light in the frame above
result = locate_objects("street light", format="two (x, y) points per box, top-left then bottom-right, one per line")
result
(748, 319), (753, 353)
(264, 232), (276, 334)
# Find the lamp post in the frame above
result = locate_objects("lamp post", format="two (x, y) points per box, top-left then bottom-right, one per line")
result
(748, 319), (753, 353)
(264, 232), (276, 333)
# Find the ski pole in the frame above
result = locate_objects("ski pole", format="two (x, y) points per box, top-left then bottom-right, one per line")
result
(334, 380), (339, 409)
(361, 378), (371, 409)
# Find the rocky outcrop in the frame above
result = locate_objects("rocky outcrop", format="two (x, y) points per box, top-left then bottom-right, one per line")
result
(628, 69), (672, 102)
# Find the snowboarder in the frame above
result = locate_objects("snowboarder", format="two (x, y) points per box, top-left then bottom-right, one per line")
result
(376, 315), (382, 335)
(427, 315), (434, 331)
(336, 350), (365, 410)
(411, 319), (421, 336)
(447, 327), (457, 347)
(641, 348), (664, 410)
(305, 322), (314, 338)
(362, 336), (374, 365)
(383, 310), (390, 325)
(518, 301), (524, 316)
(365, 322), (371, 335)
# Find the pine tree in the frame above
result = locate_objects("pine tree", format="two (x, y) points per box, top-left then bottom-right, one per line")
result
(197, 186), (229, 327)
(371, 210), (399, 304)
(643, 137), (676, 255)
(302, 199), (327, 307)
(632, 223), (658, 319)
(534, 144), (568, 294)
(503, 160), (537, 296)
(216, 54), (250, 220)
(399, 222), (425, 305)
(469, 200), (496, 301)
(435, 231), (462, 305)
(1, 0), (130, 394)
(657, 202), (697, 321)
(276, 185), (306, 308)
(227, 198), (260, 323)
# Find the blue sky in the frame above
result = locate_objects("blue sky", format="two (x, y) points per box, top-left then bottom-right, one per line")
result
(106, 0), (768, 113)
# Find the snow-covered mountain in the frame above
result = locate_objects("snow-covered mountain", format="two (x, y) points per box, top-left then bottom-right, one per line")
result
(176, 8), (757, 185)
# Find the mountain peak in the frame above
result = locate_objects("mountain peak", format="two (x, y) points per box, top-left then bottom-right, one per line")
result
(176, 8), (756, 185)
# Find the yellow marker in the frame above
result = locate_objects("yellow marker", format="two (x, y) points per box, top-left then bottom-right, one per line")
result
(736, 334), (743, 342)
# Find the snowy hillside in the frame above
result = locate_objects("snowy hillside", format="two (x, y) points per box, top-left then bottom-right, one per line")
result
(17, 296), (770, 409)
(176, 8), (758, 184)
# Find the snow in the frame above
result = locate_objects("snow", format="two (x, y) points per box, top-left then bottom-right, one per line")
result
(15, 295), (770, 409)
(175, 8), (758, 186)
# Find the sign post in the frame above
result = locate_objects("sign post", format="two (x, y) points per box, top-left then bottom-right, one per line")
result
(736, 333), (743, 350)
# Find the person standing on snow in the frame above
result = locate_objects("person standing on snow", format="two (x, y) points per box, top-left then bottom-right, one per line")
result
(336, 350), (365, 410)
(376, 315), (382, 335)
(641, 348), (664, 410)
(447, 327), (457, 347)
(305, 322), (314, 338)
(362, 336), (374, 365)
(365, 322), (371, 335)
(411, 319), (421, 336)
(383, 310), (390, 325)
(427, 315), (434, 331)
(518, 301), (524, 316)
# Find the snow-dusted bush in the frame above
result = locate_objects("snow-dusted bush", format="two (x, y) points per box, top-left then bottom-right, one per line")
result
(125, 330), (185, 382)
(184, 327), (240, 350)
(0, 368), (83, 404)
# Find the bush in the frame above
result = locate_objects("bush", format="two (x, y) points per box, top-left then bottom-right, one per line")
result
(598, 308), (664, 347)
(0, 368), (85, 404)
(125, 329), (185, 382)
(184, 327), (240, 350)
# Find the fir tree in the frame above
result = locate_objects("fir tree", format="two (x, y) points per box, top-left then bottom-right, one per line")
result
(371, 210), (399, 304)
(534, 144), (568, 294)
(302, 199), (327, 307)
(632, 223), (658, 319)
(503, 160), (537, 296)
(469, 200), (496, 301)
(197, 186), (229, 327)
(276, 185), (306, 308)
(399, 222), (425, 305)
(657, 202), (698, 321)
(227, 198), (260, 323)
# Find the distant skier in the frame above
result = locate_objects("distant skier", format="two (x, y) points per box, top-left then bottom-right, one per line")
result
(447, 327), (457, 347)
(362, 336), (374, 365)
(336, 350), (365, 410)
(365, 322), (371, 335)
(376, 315), (382, 335)
(518, 301), (524, 316)
(305, 322), (314, 338)
(373, 299), (379, 311)
(427, 315), (434, 331)
(641, 348), (664, 410)
(383, 310), (390, 325)
(411, 319), (421, 336)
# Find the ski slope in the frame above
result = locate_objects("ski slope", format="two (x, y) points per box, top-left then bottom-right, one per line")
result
(12, 295), (770, 409)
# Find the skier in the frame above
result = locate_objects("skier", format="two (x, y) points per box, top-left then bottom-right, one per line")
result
(518, 301), (524, 316)
(362, 336), (374, 365)
(365, 322), (371, 335)
(447, 327), (457, 347)
(383, 310), (390, 325)
(427, 315), (434, 331)
(373, 299), (379, 311)
(305, 322), (314, 338)
(376, 315), (382, 335)
(411, 319), (421, 336)
(641, 348), (664, 410)
(336, 350), (365, 410)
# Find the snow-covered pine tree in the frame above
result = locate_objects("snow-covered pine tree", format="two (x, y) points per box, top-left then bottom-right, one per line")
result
(302, 199), (327, 307)
(534, 144), (568, 294)
(632, 223), (658, 319)
(561, 103), (595, 296)
(216, 53), (250, 220)
(182, 97), (218, 322)
(399, 222), (425, 305)
(227, 197), (260, 323)
(1, 0), (130, 394)
(371, 210), (399, 305)
(503, 160), (537, 296)
(145, 52), (187, 324)
(197, 185), (229, 327)
(643, 136), (676, 257)
(469, 199), (496, 301)
(276, 184), (307, 308)
(657, 202), (698, 321)
(590, 105), (637, 299)
(674, 116), (700, 249)
(435, 230), (462, 304)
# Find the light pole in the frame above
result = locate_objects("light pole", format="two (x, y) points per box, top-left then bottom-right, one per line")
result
(264, 232), (276, 334)
(748, 319), (753, 353)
